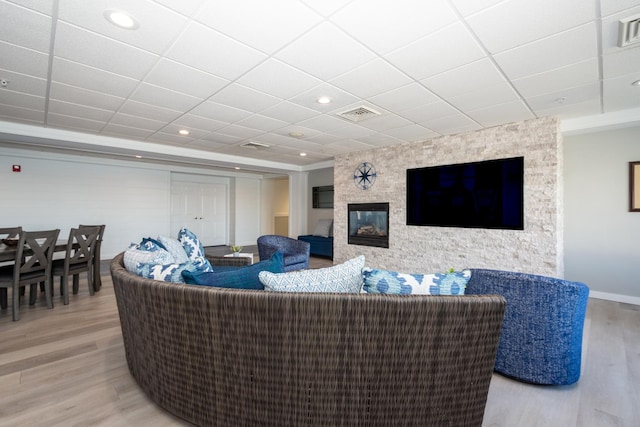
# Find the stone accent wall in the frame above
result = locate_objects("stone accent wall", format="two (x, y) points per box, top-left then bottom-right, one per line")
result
(333, 116), (564, 277)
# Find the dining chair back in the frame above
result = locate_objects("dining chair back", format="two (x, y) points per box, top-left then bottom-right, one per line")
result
(52, 226), (100, 305)
(0, 226), (23, 239)
(79, 224), (105, 290)
(0, 229), (60, 321)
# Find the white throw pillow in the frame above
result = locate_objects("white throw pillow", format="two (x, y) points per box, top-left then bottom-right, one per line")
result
(313, 219), (333, 238)
(158, 235), (189, 264)
(259, 255), (364, 293)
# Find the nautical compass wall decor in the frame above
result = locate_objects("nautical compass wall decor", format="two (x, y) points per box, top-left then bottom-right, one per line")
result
(354, 162), (376, 190)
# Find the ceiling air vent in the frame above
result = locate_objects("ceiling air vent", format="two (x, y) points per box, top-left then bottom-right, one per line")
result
(336, 105), (381, 122)
(618, 14), (640, 47)
(241, 141), (269, 149)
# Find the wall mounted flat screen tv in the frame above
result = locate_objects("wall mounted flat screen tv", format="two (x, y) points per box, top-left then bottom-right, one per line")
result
(406, 157), (524, 230)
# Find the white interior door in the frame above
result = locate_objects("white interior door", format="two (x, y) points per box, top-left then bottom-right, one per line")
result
(171, 182), (227, 246)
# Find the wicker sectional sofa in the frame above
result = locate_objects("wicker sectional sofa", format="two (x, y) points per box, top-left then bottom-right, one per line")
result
(110, 252), (506, 427)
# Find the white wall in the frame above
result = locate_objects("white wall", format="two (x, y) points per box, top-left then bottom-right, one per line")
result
(0, 148), (263, 258)
(564, 125), (640, 301)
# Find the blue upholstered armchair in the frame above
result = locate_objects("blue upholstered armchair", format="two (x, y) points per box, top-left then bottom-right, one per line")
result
(466, 269), (589, 385)
(257, 235), (310, 272)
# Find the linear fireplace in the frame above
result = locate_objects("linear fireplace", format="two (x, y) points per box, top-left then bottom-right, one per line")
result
(348, 202), (389, 248)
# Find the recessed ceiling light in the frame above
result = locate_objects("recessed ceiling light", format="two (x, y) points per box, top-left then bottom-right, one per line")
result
(300, 152), (307, 157)
(555, 97), (567, 104)
(135, 155), (142, 159)
(288, 131), (304, 138)
(317, 96), (332, 104)
(178, 129), (190, 136)
(104, 10), (139, 30)
(234, 167), (241, 170)
(632, 80), (640, 87)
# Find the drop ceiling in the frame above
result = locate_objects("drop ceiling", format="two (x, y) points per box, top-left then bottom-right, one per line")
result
(0, 0), (639, 174)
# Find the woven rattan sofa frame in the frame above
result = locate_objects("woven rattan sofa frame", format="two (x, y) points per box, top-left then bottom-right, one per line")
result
(111, 253), (505, 427)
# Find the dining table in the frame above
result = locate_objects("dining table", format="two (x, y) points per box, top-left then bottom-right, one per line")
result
(0, 240), (102, 291)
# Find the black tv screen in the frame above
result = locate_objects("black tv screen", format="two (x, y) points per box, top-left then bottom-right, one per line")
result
(406, 157), (524, 230)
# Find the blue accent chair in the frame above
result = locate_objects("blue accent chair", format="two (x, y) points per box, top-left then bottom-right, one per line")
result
(257, 235), (310, 272)
(466, 269), (589, 385)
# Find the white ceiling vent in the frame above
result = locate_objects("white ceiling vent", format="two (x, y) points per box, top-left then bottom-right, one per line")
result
(618, 14), (640, 47)
(241, 141), (269, 149)
(336, 105), (381, 122)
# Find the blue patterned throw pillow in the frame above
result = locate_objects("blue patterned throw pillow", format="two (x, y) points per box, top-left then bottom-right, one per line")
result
(362, 268), (470, 295)
(259, 255), (365, 293)
(123, 238), (175, 273)
(158, 235), (189, 264)
(136, 255), (213, 283)
(177, 227), (206, 261)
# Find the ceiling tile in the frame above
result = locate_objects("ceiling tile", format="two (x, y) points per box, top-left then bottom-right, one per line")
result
(0, 40), (49, 78)
(235, 114), (289, 132)
(216, 123), (264, 139)
(449, 0), (504, 17)
(259, 101), (320, 123)
(401, 101), (461, 123)
(146, 59), (229, 98)
(237, 59), (322, 100)
(272, 125), (322, 139)
(48, 99), (113, 122)
(533, 98), (601, 119)
(275, 22), (376, 81)
(0, 1), (51, 52)
(327, 124), (376, 139)
(601, 0), (640, 16)
(494, 23), (598, 80)
(603, 48), (640, 79)
(58, 0), (188, 54)
(50, 82), (125, 111)
(383, 123), (437, 141)
(418, 113), (480, 134)
(54, 22), (159, 80)
(0, 70), (47, 97)
(46, 113), (106, 132)
(165, 22), (267, 80)
(300, 0), (354, 17)
(357, 113), (413, 132)
(200, 132), (243, 145)
(190, 101), (252, 123)
(603, 73), (640, 111)
(466, 0), (597, 53)
(466, 100), (535, 127)
(512, 59), (599, 98)
(447, 81), (519, 111)
(171, 114), (229, 132)
(51, 58), (139, 98)
(195, 0), (322, 54)
(152, 0), (207, 17)
(369, 83), (440, 113)
(0, 90), (44, 111)
(209, 83), (281, 113)
(297, 114), (349, 133)
(7, 0), (54, 15)
(526, 82), (600, 112)
(288, 83), (360, 112)
(130, 83), (202, 111)
(305, 133), (344, 145)
(331, 0), (457, 55)
(422, 58), (506, 99)
(330, 58), (413, 99)
(109, 112), (166, 131)
(0, 104), (44, 123)
(118, 100), (183, 122)
(385, 22), (486, 81)
(102, 123), (154, 140)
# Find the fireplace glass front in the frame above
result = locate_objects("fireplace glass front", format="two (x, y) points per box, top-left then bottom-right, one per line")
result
(348, 203), (389, 248)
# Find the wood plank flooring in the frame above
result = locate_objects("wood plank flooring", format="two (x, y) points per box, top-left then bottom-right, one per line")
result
(1, 261), (638, 427)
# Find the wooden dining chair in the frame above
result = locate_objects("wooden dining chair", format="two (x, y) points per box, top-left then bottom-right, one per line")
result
(0, 229), (60, 321)
(0, 226), (23, 308)
(79, 224), (105, 291)
(51, 226), (100, 305)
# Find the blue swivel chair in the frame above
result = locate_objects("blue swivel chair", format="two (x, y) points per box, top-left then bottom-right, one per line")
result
(466, 269), (589, 385)
(257, 235), (310, 272)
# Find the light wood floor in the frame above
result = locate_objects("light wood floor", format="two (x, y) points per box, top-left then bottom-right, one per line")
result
(1, 262), (638, 427)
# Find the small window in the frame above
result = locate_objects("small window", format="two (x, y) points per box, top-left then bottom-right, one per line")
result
(312, 185), (334, 209)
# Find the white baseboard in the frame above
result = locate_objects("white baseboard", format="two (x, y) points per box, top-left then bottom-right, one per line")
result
(589, 291), (640, 306)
